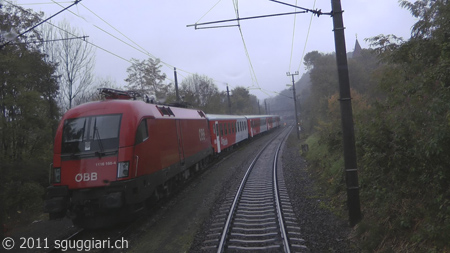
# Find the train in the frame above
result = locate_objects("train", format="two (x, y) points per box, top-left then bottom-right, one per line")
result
(44, 88), (280, 228)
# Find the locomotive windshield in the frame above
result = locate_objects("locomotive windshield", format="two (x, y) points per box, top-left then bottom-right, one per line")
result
(61, 114), (122, 156)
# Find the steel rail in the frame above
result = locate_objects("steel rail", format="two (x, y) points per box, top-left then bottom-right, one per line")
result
(216, 127), (289, 253)
(273, 126), (293, 253)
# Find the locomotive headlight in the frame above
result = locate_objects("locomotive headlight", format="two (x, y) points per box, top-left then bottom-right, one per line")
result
(53, 168), (61, 183)
(117, 161), (129, 178)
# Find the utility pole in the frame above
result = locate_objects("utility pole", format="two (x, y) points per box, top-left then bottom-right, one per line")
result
(331, 0), (361, 226)
(264, 99), (268, 114)
(258, 99), (261, 114)
(286, 71), (300, 140)
(226, 85), (232, 114)
(174, 67), (180, 102)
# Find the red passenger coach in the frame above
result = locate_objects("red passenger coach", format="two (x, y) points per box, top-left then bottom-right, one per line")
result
(267, 115), (281, 130)
(246, 115), (280, 137)
(246, 115), (267, 137)
(206, 114), (248, 153)
(44, 90), (212, 227)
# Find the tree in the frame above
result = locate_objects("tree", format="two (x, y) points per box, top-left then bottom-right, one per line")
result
(0, 3), (59, 229)
(0, 2), (43, 50)
(230, 87), (257, 115)
(58, 20), (95, 110)
(303, 50), (322, 71)
(125, 57), (169, 101)
(318, 1), (450, 250)
(40, 19), (96, 111)
(400, 0), (450, 39)
(300, 52), (339, 131)
(179, 73), (224, 112)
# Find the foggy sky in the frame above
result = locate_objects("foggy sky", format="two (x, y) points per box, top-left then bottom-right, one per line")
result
(16, 0), (417, 100)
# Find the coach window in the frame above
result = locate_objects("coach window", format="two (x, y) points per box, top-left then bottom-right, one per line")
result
(220, 124), (223, 136)
(135, 120), (148, 144)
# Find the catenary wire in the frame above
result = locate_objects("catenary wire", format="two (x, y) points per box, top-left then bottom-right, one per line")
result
(75, 1), (231, 86)
(14, 1), (280, 97)
(4, 1), (134, 63)
(46, 0), (273, 95)
(196, 0), (223, 24)
(233, 0), (265, 95)
(296, 0), (316, 73)
(288, 0), (298, 71)
(17, 1), (73, 5)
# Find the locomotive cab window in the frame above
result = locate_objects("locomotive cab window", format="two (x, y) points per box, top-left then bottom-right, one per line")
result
(135, 120), (148, 144)
(62, 114), (121, 156)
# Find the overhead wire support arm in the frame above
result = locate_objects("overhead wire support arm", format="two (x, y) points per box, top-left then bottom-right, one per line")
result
(6, 35), (88, 45)
(187, 11), (308, 29)
(268, 0), (331, 17)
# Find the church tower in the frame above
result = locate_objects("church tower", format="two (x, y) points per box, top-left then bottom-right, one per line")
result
(353, 36), (362, 58)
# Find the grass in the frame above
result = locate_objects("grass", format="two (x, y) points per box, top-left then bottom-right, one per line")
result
(302, 132), (450, 252)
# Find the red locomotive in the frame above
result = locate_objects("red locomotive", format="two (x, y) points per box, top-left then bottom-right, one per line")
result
(44, 89), (212, 227)
(44, 88), (280, 228)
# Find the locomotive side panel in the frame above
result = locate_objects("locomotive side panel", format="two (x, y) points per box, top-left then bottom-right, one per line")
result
(179, 118), (211, 165)
(147, 118), (180, 174)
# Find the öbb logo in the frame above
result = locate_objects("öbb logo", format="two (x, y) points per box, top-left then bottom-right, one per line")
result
(75, 172), (98, 182)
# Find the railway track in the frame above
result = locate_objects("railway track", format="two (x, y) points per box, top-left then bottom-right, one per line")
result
(202, 127), (309, 252)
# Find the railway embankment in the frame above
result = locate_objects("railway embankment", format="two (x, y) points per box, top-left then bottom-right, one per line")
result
(282, 131), (355, 252)
(303, 130), (450, 252)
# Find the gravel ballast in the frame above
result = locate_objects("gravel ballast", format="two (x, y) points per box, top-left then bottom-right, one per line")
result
(281, 130), (356, 252)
